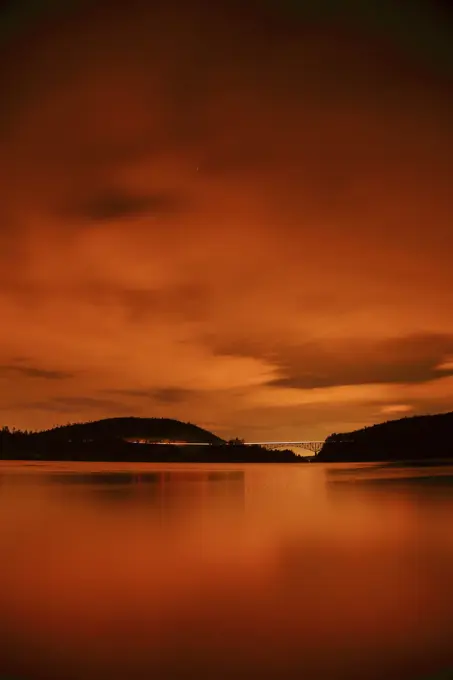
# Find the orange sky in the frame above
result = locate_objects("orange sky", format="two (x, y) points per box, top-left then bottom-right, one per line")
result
(0, 0), (452, 440)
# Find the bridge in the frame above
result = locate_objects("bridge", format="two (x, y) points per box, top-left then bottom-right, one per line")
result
(242, 441), (325, 455)
(127, 439), (325, 455)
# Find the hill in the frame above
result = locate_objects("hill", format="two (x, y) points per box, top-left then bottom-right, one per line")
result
(317, 411), (453, 462)
(0, 418), (306, 463)
(33, 417), (224, 445)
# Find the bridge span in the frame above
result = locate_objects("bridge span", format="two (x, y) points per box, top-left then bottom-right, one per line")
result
(242, 441), (325, 454)
(128, 440), (325, 455)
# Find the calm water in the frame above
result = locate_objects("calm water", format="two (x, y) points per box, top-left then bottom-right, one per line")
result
(1, 461), (453, 680)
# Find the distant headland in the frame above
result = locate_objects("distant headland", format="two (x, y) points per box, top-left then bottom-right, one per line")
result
(317, 411), (453, 462)
(2, 411), (453, 464)
(0, 417), (305, 463)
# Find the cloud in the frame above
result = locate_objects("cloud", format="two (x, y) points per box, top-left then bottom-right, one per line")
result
(149, 388), (196, 404)
(0, 1), (452, 438)
(20, 396), (131, 414)
(118, 284), (208, 324)
(53, 397), (123, 408)
(0, 364), (73, 380)
(435, 358), (453, 371)
(63, 189), (190, 222)
(214, 334), (453, 390)
(380, 404), (413, 415)
(106, 387), (196, 403)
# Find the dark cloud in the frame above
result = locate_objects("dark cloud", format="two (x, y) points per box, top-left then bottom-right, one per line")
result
(272, 334), (453, 388)
(213, 333), (453, 389)
(63, 189), (190, 222)
(104, 388), (152, 398)
(104, 387), (196, 404)
(20, 396), (132, 413)
(53, 396), (127, 409)
(0, 364), (73, 380)
(150, 388), (195, 404)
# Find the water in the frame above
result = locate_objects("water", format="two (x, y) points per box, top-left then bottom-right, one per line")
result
(1, 460), (453, 680)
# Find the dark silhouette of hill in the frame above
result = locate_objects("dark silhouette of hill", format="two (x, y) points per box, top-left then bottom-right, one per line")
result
(32, 417), (224, 445)
(317, 411), (453, 462)
(0, 418), (306, 463)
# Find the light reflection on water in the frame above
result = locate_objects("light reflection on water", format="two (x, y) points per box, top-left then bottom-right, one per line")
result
(1, 461), (453, 679)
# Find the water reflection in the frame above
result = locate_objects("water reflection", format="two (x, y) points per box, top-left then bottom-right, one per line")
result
(0, 462), (453, 679)
(325, 462), (453, 499)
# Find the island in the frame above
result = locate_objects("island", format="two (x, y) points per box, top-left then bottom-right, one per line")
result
(317, 411), (453, 462)
(0, 417), (306, 463)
